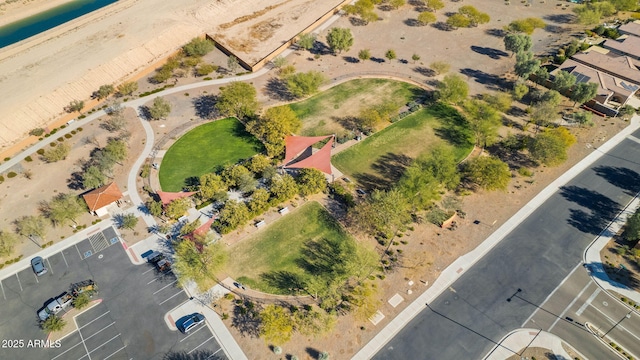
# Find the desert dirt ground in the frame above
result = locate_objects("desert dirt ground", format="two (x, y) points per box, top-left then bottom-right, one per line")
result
(0, 0), (631, 359)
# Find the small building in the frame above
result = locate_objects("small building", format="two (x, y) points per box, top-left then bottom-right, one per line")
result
(602, 36), (640, 60)
(617, 21), (640, 38)
(82, 182), (123, 217)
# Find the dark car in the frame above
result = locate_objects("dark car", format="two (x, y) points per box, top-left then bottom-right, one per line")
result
(31, 256), (47, 276)
(177, 313), (206, 333)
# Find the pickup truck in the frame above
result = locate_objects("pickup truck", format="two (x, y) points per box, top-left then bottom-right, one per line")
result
(148, 251), (172, 274)
(38, 292), (73, 321)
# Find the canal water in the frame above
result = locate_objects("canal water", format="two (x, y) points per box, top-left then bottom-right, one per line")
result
(0, 0), (117, 49)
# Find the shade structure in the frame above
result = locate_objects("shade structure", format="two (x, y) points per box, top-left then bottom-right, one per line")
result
(157, 191), (196, 206)
(82, 182), (123, 213)
(286, 137), (334, 174)
(284, 135), (332, 165)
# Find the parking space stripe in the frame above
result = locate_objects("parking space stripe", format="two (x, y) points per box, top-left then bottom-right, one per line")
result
(76, 319), (93, 360)
(0, 281), (5, 300)
(61, 251), (69, 267)
(79, 311), (111, 330)
(142, 268), (154, 275)
(46, 257), (54, 275)
(187, 336), (214, 354)
(51, 340), (85, 360)
(103, 345), (126, 360)
(147, 278), (159, 285)
(159, 290), (184, 305)
(179, 324), (206, 342)
(88, 333), (121, 354)
(83, 322), (115, 341)
(209, 348), (223, 358)
(153, 280), (178, 295)
(15, 273), (22, 291)
(33, 272), (39, 283)
(75, 244), (83, 260)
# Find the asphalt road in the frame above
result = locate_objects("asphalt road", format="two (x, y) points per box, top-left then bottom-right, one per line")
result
(0, 227), (227, 360)
(374, 130), (640, 359)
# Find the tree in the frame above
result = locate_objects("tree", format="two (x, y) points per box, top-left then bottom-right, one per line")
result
(389, 0), (405, 9)
(446, 13), (471, 29)
(271, 56), (287, 69)
(153, 68), (173, 83)
(506, 18), (546, 35)
(529, 100), (558, 127)
(42, 143), (71, 163)
(618, 104), (636, 119)
(573, 110), (594, 127)
(482, 92), (512, 113)
(215, 82), (259, 119)
(343, 0), (378, 24)
(412, 53), (421, 63)
(570, 82), (598, 107)
(462, 99), (502, 147)
(147, 200), (163, 217)
(247, 106), (301, 157)
(43, 193), (86, 226)
(326, 28), (354, 54)
(247, 154), (272, 175)
(260, 305), (294, 345)
(528, 127), (576, 166)
(552, 70), (577, 93)
(425, 0), (444, 11)
(293, 306), (337, 336)
(358, 49), (371, 62)
(464, 156), (511, 191)
(95, 84), (114, 100)
(0, 230), (18, 257)
(117, 81), (138, 96)
(286, 71), (326, 98)
(104, 139), (128, 164)
(196, 63), (216, 76)
(398, 162), (440, 211)
(503, 33), (532, 57)
(514, 51), (540, 79)
(72, 292), (90, 310)
(385, 49), (397, 61)
(41, 315), (66, 332)
(221, 164), (252, 188)
(349, 189), (411, 238)
(67, 100), (84, 113)
(198, 173), (227, 200)
(513, 81), (529, 100)
(227, 55), (240, 73)
(173, 239), (228, 290)
(430, 61), (450, 75)
(148, 97), (172, 120)
(540, 89), (562, 107)
(164, 198), (191, 220)
(237, 172), (258, 193)
(183, 37), (215, 57)
(422, 145), (461, 190)
(216, 200), (250, 234)
(624, 211), (640, 242)
(533, 67), (550, 86)
(296, 168), (327, 196)
(119, 213), (138, 230)
(573, 5), (605, 25)
(180, 218), (201, 236)
(82, 166), (106, 189)
(458, 6), (490, 26)
(297, 33), (316, 52)
(102, 111), (126, 132)
(269, 174), (299, 203)
(14, 215), (48, 243)
(248, 188), (270, 215)
(437, 74), (469, 104)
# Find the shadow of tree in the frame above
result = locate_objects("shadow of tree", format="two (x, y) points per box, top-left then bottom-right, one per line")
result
(430, 103), (473, 148)
(560, 185), (622, 235)
(192, 95), (218, 119)
(545, 24), (567, 34)
(370, 57), (386, 63)
(332, 116), (360, 132)
(586, 262), (640, 291)
(67, 171), (84, 190)
(413, 66), (436, 77)
(432, 21), (452, 31)
(138, 105), (153, 121)
(352, 152), (412, 191)
(265, 77), (294, 101)
(260, 270), (307, 294)
(485, 28), (506, 37)
(459, 68), (505, 90)
(343, 56), (360, 64)
(404, 18), (423, 27)
(543, 14), (576, 24)
(470, 45), (508, 59)
(593, 166), (640, 196)
(232, 301), (261, 338)
(306, 347), (320, 359)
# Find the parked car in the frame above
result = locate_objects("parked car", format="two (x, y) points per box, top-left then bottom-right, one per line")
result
(31, 256), (47, 276)
(177, 313), (205, 333)
(38, 292), (73, 321)
(147, 251), (172, 274)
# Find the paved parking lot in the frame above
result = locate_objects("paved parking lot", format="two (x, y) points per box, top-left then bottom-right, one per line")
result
(0, 227), (227, 359)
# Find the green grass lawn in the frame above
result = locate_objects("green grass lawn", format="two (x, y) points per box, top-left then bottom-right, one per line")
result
(159, 118), (264, 191)
(332, 104), (474, 189)
(226, 201), (352, 294)
(286, 78), (426, 137)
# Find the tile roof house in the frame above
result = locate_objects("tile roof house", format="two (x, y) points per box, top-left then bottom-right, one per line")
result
(82, 182), (123, 217)
(618, 21), (640, 38)
(602, 36), (640, 60)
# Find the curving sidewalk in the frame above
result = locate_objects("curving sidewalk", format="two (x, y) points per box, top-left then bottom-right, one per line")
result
(483, 328), (584, 360)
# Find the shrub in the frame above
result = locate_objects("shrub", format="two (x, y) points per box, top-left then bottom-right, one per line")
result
(319, 351), (330, 360)
(72, 292), (90, 309)
(25, 156), (33, 162)
(77, 127), (83, 131)
(29, 128), (45, 136)
(517, 167), (533, 177)
(71, 130), (77, 135)
(57, 137), (64, 142)
(37, 149), (45, 155)
(49, 142), (56, 147)
(7, 172), (17, 178)
(203, 77), (213, 81)
(0, 176), (4, 183)
(64, 134), (72, 139)
(273, 346), (282, 355)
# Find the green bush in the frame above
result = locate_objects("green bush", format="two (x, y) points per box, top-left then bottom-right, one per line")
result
(7, 172), (17, 178)
(517, 167), (533, 177)
(71, 130), (77, 135)
(203, 77), (213, 81)
(0, 176), (4, 182)
(64, 134), (72, 139)
(57, 137), (64, 142)
(29, 128), (45, 136)
(37, 149), (45, 155)
(3, 157), (9, 161)
(49, 142), (56, 147)
(77, 127), (83, 131)
(25, 156), (33, 162)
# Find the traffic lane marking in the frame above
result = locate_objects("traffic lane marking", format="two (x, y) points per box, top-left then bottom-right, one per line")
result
(575, 288), (601, 316)
(548, 281), (593, 332)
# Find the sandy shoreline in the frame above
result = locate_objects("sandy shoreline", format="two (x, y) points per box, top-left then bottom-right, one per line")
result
(0, 0), (76, 27)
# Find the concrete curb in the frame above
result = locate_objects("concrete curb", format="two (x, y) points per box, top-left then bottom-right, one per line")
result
(483, 328), (577, 360)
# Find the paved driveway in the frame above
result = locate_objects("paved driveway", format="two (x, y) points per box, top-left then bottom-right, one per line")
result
(0, 227), (227, 359)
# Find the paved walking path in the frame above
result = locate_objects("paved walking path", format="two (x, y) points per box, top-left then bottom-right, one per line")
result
(353, 115), (640, 359)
